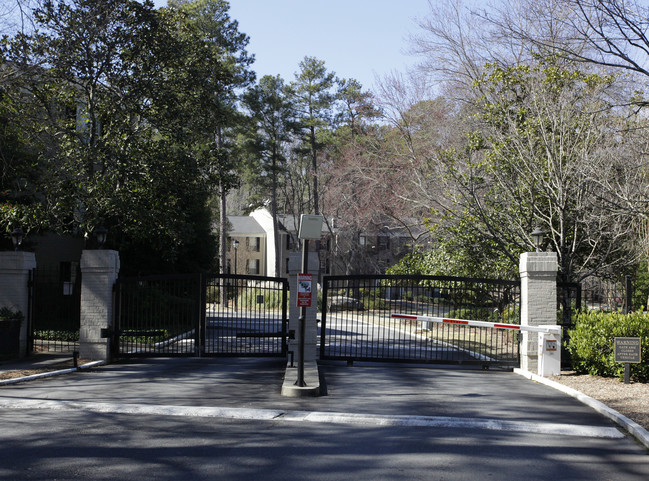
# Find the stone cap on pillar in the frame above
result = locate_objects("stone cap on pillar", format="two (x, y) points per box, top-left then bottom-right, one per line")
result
(0, 251), (37, 272)
(519, 252), (558, 277)
(80, 249), (120, 274)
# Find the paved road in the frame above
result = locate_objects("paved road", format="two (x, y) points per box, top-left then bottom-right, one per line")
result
(1, 358), (648, 480)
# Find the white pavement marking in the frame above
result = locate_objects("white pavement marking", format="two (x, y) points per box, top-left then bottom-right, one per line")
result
(0, 397), (623, 439)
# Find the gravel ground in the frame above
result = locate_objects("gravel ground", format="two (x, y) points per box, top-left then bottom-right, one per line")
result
(1, 361), (647, 432)
(550, 371), (649, 430)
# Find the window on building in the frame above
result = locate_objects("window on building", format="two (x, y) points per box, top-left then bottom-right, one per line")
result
(359, 235), (366, 246)
(247, 236), (260, 252)
(247, 259), (260, 275)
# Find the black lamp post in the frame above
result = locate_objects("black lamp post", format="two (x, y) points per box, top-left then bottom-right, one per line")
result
(232, 239), (239, 312)
(95, 226), (108, 249)
(232, 239), (239, 274)
(531, 227), (544, 252)
(11, 228), (23, 251)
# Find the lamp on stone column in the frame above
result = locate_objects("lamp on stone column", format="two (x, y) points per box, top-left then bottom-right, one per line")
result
(531, 226), (544, 252)
(95, 226), (108, 249)
(11, 227), (23, 251)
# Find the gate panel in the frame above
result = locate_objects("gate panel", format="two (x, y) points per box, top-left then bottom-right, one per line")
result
(320, 275), (520, 367)
(31, 265), (81, 353)
(113, 273), (288, 358)
(203, 274), (288, 357)
(114, 274), (202, 357)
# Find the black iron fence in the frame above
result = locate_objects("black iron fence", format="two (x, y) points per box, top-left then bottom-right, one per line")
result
(558, 275), (636, 331)
(320, 275), (521, 367)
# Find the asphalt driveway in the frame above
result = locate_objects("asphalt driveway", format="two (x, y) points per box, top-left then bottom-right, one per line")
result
(0, 358), (648, 480)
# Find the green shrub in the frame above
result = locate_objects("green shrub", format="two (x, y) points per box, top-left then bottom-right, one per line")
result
(239, 288), (288, 309)
(205, 285), (220, 304)
(0, 307), (23, 321)
(360, 295), (390, 311)
(446, 308), (500, 323)
(34, 329), (79, 342)
(567, 310), (649, 382)
(500, 305), (520, 324)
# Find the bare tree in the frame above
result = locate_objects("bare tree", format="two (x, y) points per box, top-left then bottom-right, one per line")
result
(438, 61), (649, 281)
(495, 0), (649, 79)
(0, 0), (41, 36)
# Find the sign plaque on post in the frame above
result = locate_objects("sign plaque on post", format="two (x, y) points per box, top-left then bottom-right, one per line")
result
(615, 337), (642, 384)
(297, 273), (313, 307)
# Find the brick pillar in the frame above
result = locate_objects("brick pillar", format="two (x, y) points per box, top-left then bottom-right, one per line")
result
(0, 251), (37, 357)
(79, 250), (120, 361)
(519, 252), (558, 372)
(287, 251), (319, 363)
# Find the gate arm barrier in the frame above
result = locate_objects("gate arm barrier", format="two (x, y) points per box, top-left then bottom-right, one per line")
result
(392, 313), (562, 376)
(391, 314), (562, 335)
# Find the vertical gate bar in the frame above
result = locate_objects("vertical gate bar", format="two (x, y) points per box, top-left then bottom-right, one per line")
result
(624, 274), (632, 314)
(320, 278), (327, 359)
(198, 273), (205, 357)
(27, 268), (35, 355)
(282, 278), (288, 355)
(111, 280), (119, 358)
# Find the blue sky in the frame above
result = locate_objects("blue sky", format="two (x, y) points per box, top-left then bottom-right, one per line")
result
(155, 1), (433, 91)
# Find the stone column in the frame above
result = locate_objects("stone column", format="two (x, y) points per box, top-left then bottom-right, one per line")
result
(519, 252), (558, 373)
(0, 251), (37, 357)
(79, 250), (120, 361)
(287, 251), (319, 363)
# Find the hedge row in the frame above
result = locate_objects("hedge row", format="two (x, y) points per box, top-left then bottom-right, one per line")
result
(568, 310), (649, 382)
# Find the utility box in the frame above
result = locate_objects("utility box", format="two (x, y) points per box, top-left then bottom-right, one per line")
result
(538, 326), (561, 376)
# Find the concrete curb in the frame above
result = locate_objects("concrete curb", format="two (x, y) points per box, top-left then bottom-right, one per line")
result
(0, 360), (106, 386)
(514, 368), (649, 450)
(281, 361), (321, 397)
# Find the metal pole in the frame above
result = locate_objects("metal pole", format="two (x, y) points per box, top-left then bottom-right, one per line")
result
(295, 238), (308, 387)
(234, 246), (238, 312)
(625, 274), (632, 314)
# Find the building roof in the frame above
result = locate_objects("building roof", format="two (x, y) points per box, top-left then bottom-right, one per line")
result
(227, 216), (265, 236)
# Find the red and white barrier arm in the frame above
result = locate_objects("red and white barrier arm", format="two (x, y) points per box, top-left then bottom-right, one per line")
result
(391, 313), (561, 334)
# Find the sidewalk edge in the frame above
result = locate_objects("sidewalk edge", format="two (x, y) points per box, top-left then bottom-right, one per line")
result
(514, 368), (649, 450)
(0, 361), (105, 386)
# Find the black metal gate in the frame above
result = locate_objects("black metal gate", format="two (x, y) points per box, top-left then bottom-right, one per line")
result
(30, 265), (81, 353)
(113, 273), (288, 358)
(320, 275), (521, 367)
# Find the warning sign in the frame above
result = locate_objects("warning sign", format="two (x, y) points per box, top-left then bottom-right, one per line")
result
(615, 337), (642, 364)
(297, 273), (313, 307)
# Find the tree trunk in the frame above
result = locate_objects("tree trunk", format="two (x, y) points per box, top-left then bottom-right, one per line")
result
(311, 125), (319, 215)
(271, 148), (280, 276)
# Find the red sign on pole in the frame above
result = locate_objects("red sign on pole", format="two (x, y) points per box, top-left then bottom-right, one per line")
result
(297, 273), (313, 307)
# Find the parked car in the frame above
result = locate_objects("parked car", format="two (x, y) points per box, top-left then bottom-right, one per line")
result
(327, 296), (364, 312)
